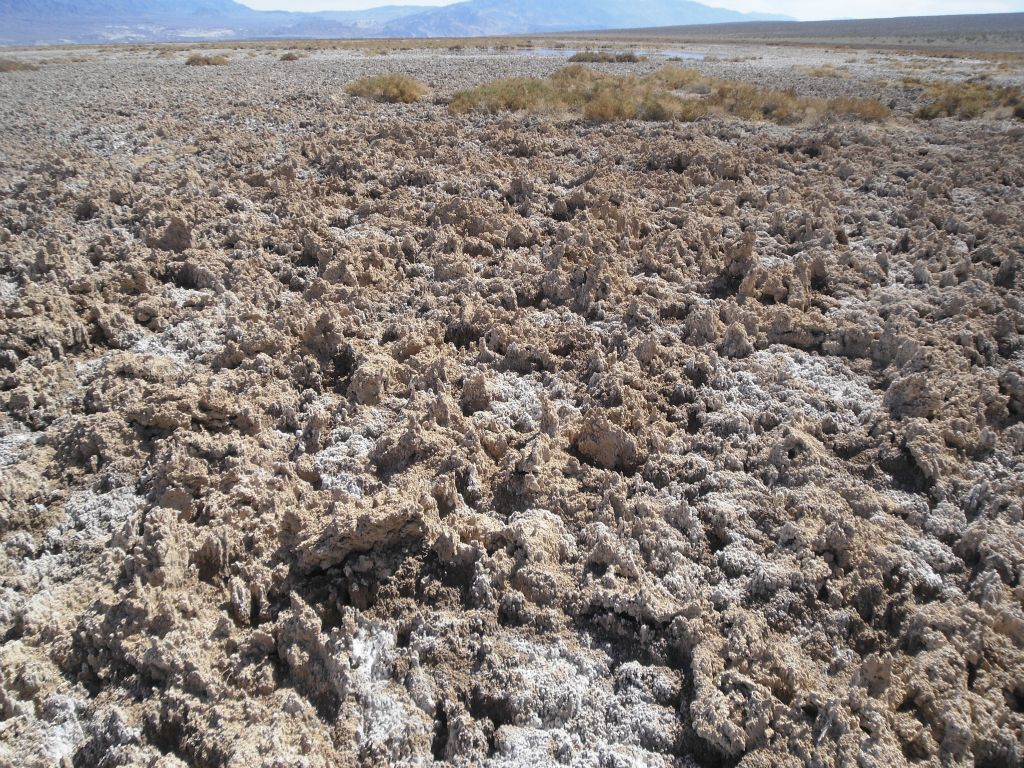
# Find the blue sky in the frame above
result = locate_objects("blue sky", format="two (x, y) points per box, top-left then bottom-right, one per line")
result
(238, 0), (1024, 21)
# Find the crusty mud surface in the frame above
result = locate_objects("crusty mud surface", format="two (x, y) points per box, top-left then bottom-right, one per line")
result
(1, 45), (1023, 768)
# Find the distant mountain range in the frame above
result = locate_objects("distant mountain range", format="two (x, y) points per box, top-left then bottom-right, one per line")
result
(0, 0), (791, 45)
(379, 0), (791, 37)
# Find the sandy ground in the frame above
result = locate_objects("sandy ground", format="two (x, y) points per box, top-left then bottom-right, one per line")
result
(1, 42), (1023, 768)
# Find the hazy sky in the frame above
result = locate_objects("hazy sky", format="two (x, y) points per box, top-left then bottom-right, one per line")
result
(238, 0), (1024, 21)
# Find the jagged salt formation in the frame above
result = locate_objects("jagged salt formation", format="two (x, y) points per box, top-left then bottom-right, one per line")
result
(1, 46), (1023, 768)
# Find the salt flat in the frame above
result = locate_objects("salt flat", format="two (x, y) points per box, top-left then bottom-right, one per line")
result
(1, 35), (1023, 767)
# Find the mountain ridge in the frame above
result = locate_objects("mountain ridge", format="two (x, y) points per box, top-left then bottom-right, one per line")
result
(0, 0), (790, 45)
(382, 0), (788, 37)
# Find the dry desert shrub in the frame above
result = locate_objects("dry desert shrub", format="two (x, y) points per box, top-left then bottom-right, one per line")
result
(647, 64), (706, 90)
(568, 51), (643, 63)
(922, 48), (1024, 64)
(581, 79), (708, 123)
(581, 80), (645, 122)
(709, 80), (806, 123)
(914, 80), (1024, 119)
(450, 65), (702, 121)
(451, 65), (889, 126)
(185, 54), (229, 66)
(673, 76), (889, 124)
(0, 58), (38, 73)
(450, 76), (554, 113)
(804, 64), (850, 78)
(640, 92), (709, 122)
(280, 52), (302, 62)
(825, 97), (891, 121)
(346, 74), (429, 103)
(548, 64), (613, 108)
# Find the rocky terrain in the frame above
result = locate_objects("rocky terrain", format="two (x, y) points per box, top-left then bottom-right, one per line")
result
(1, 43), (1023, 768)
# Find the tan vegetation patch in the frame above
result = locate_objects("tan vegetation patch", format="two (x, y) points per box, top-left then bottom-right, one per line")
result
(451, 64), (890, 125)
(647, 65), (706, 90)
(0, 58), (39, 73)
(280, 52), (302, 62)
(185, 54), (229, 66)
(346, 73), (429, 104)
(921, 49), (1024, 63)
(825, 97), (892, 121)
(568, 51), (644, 63)
(803, 64), (850, 78)
(450, 64), (711, 121)
(710, 80), (807, 123)
(449, 76), (554, 113)
(581, 79), (706, 122)
(914, 79), (1024, 119)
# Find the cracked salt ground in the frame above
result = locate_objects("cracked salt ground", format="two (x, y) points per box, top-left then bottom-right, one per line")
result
(698, 349), (882, 442)
(314, 432), (376, 496)
(484, 371), (546, 432)
(156, 316), (227, 362)
(312, 406), (400, 496)
(474, 638), (684, 767)
(59, 487), (145, 546)
(348, 624), (436, 760)
(0, 429), (34, 468)
(164, 286), (213, 308)
(465, 370), (579, 435)
(129, 333), (189, 366)
(0, 687), (87, 767)
(2, 489), (144, 633)
(0, 279), (19, 303)
(772, 349), (882, 418)
(2, 40), (1023, 768)
(0, 491), (145, 767)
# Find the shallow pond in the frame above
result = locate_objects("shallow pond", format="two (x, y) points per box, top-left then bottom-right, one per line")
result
(656, 50), (705, 60)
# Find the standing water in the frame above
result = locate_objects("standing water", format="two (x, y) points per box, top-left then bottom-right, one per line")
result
(656, 50), (705, 60)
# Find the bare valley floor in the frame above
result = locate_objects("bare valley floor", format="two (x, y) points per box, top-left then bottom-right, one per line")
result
(0, 39), (1023, 768)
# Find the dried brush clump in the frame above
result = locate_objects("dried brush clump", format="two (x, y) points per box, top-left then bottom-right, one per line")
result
(826, 97), (892, 121)
(346, 74), (430, 104)
(450, 65), (706, 122)
(804, 64), (850, 78)
(914, 79), (1024, 120)
(0, 58), (39, 73)
(450, 65), (891, 125)
(185, 54), (229, 66)
(568, 51), (644, 63)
